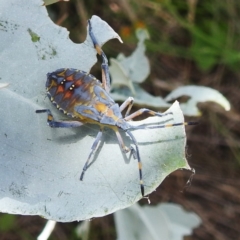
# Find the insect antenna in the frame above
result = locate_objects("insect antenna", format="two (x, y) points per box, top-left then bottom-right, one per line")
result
(125, 130), (145, 197)
(131, 121), (198, 130)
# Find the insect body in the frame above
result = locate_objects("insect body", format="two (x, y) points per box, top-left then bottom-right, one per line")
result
(36, 20), (196, 197)
(46, 68), (130, 131)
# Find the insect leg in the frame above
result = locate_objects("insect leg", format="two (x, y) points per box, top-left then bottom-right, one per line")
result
(119, 97), (134, 117)
(88, 19), (111, 93)
(115, 129), (144, 196)
(124, 108), (173, 121)
(80, 130), (103, 181)
(126, 130), (144, 197)
(36, 109), (83, 128)
(115, 129), (130, 153)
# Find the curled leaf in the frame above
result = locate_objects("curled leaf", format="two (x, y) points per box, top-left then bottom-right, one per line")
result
(110, 28), (150, 95)
(165, 85), (231, 116)
(109, 58), (136, 95)
(114, 203), (201, 240)
(111, 83), (170, 108)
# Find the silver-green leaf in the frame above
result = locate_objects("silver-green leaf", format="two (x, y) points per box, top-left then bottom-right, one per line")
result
(0, 0), (191, 222)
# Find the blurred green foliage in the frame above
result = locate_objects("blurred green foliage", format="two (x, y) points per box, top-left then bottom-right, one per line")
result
(0, 214), (16, 232)
(47, 0), (240, 71)
(145, 0), (240, 71)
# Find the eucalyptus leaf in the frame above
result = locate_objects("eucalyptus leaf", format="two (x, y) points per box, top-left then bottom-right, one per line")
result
(111, 83), (170, 108)
(110, 28), (150, 95)
(109, 58), (136, 96)
(114, 203), (201, 240)
(116, 28), (150, 84)
(109, 28), (230, 116)
(109, 28), (170, 109)
(0, 0), (191, 222)
(165, 85), (231, 116)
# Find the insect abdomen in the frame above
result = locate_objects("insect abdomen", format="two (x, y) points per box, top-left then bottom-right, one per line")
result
(46, 68), (125, 127)
(46, 68), (101, 115)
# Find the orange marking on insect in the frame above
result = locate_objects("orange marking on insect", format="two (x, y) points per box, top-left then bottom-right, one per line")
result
(83, 109), (94, 116)
(56, 84), (64, 94)
(88, 85), (94, 94)
(95, 102), (108, 113)
(148, 110), (155, 116)
(63, 90), (73, 100)
(57, 70), (67, 77)
(75, 79), (83, 88)
(106, 109), (119, 121)
(66, 74), (74, 81)
(95, 45), (102, 55)
(67, 98), (77, 110)
(100, 91), (107, 100)
(70, 95), (79, 104)
(47, 79), (57, 91)
(138, 162), (142, 169)
(48, 115), (53, 121)
(80, 81), (91, 93)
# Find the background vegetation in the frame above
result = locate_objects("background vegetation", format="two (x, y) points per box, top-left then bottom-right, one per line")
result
(1, 0), (240, 239)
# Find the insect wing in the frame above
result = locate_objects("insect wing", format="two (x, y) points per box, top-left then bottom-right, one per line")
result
(46, 68), (96, 113)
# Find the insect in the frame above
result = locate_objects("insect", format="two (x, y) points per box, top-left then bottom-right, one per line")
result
(36, 19), (196, 197)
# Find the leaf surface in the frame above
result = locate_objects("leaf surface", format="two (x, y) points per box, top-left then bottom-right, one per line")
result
(0, 0), (190, 221)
